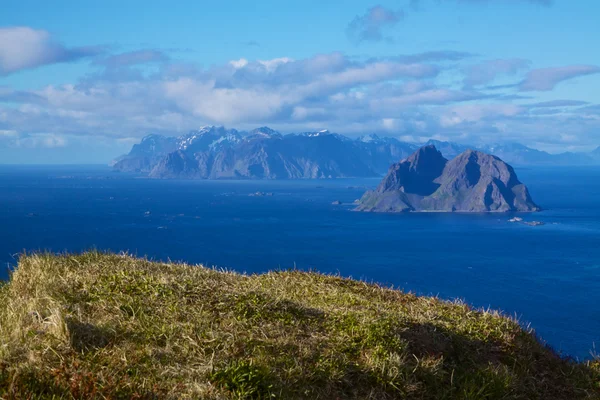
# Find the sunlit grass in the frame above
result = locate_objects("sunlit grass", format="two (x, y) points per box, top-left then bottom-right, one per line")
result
(0, 252), (598, 399)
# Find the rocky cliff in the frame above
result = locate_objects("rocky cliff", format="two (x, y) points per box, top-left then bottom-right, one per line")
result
(357, 145), (540, 212)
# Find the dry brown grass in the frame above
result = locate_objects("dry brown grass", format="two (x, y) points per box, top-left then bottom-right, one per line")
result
(0, 252), (598, 399)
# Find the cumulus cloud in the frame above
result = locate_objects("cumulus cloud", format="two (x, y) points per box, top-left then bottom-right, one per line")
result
(347, 6), (404, 43)
(0, 26), (102, 75)
(464, 59), (530, 86)
(520, 65), (600, 91)
(0, 52), (450, 137)
(1, 48), (600, 152)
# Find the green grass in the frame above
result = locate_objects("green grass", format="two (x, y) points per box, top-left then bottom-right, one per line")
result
(0, 252), (598, 399)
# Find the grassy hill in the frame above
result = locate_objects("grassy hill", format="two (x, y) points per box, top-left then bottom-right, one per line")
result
(0, 252), (598, 399)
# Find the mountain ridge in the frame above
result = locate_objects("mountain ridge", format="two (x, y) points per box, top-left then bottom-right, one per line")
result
(112, 126), (600, 179)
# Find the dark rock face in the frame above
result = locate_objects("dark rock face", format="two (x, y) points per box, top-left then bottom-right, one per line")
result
(149, 150), (200, 179)
(357, 145), (540, 213)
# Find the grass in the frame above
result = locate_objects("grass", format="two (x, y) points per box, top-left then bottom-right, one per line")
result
(0, 252), (598, 399)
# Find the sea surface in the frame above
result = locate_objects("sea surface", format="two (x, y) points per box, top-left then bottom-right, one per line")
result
(0, 165), (599, 360)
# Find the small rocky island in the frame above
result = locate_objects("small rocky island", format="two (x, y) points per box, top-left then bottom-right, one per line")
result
(356, 145), (540, 213)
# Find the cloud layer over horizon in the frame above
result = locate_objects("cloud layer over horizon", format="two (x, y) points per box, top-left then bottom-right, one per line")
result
(0, 0), (599, 158)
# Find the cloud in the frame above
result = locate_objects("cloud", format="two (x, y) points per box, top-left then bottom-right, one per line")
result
(353, 0), (551, 44)
(347, 6), (404, 43)
(1, 49), (599, 152)
(384, 50), (474, 63)
(464, 59), (530, 86)
(0, 130), (67, 148)
(0, 51), (460, 140)
(439, 104), (524, 127)
(0, 86), (46, 103)
(520, 65), (600, 91)
(229, 58), (249, 69)
(453, 0), (552, 5)
(95, 50), (169, 68)
(411, 0), (552, 6)
(0, 26), (102, 75)
(527, 100), (589, 108)
(243, 40), (260, 47)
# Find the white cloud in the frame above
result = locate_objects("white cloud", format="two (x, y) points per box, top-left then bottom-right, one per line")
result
(440, 104), (523, 127)
(258, 57), (293, 71)
(520, 65), (600, 91)
(1, 48), (599, 151)
(464, 59), (530, 86)
(0, 27), (101, 75)
(230, 58), (249, 69)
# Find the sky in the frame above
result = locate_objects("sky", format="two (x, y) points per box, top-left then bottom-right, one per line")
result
(0, 0), (599, 163)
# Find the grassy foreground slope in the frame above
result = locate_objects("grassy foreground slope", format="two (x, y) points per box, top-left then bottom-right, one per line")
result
(0, 253), (598, 399)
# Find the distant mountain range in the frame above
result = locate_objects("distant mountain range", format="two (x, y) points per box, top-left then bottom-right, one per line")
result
(112, 126), (600, 179)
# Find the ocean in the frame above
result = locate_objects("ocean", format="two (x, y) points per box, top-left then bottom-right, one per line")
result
(0, 165), (599, 360)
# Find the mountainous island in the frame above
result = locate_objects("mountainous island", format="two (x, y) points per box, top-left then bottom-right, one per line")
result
(113, 126), (417, 179)
(357, 145), (540, 213)
(112, 126), (600, 180)
(1, 252), (598, 398)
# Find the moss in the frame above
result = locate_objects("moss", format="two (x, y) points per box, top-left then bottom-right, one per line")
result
(0, 251), (598, 399)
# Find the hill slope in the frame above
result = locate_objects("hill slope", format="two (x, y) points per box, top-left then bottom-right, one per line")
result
(1, 252), (598, 399)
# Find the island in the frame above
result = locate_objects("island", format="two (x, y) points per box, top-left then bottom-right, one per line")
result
(112, 126), (600, 181)
(356, 145), (540, 213)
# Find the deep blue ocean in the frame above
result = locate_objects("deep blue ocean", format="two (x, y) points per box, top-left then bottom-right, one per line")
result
(0, 165), (599, 360)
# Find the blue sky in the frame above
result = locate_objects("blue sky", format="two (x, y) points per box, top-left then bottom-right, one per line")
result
(1, 0), (599, 163)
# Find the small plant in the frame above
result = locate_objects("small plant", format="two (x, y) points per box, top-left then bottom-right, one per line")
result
(210, 360), (274, 399)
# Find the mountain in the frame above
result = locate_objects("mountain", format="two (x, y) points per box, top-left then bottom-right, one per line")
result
(356, 145), (540, 213)
(355, 134), (419, 174)
(113, 127), (600, 179)
(148, 130), (380, 179)
(429, 140), (593, 166)
(480, 143), (592, 166)
(425, 139), (470, 159)
(112, 134), (179, 172)
(114, 127), (413, 179)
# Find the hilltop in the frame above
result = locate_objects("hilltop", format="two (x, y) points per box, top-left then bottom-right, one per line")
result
(357, 145), (540, 213)
(0, 252), (598, 399)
